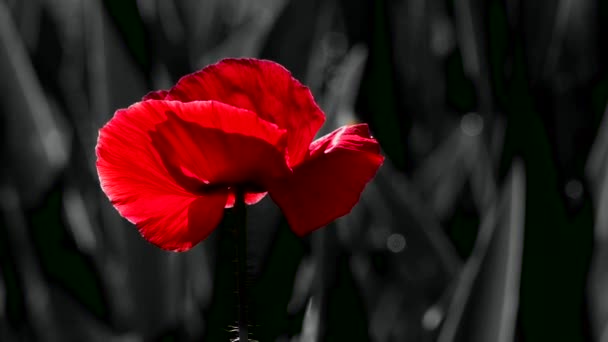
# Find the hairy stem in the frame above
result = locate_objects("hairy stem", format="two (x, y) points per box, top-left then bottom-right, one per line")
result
(233, 189), (248, 341)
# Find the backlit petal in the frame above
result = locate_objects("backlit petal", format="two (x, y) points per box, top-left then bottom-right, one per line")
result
(96, 100), (288, 250)
(166, 58), (325, 166)
(268, 124), (384, 236)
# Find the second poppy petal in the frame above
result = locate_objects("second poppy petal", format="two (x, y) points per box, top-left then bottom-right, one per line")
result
(166, 58), (326, 166)
(268, 124), (384, 236)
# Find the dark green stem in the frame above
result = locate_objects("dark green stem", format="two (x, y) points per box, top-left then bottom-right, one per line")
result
(233, 189), (248, 341)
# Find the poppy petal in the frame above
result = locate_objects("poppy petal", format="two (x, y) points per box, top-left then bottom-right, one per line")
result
(96, 100), (288, 250)
(97, 130), (228, 251)
(268, 124), (384, 236)
(166, 58), (325, 166)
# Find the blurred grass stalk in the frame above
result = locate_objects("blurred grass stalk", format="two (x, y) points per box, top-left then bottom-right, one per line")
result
(438, 162), (525, 342)
(586, 103), (608, 341)
(0, 184), (59, 341)
(0, 0), (69, 205)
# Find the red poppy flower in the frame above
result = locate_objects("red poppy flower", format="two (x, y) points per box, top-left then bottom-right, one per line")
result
(96, 58), (384, 252)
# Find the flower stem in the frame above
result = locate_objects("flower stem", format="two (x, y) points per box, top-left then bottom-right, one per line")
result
(233, 189), (248, 341)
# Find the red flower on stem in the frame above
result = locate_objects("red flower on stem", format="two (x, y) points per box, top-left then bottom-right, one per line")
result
(96, 58), (384, 252)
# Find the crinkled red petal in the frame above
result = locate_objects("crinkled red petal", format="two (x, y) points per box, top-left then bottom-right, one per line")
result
(96, 100), (289, 251)
(165, 58), (325, 166)
(268, 124), (384, 236)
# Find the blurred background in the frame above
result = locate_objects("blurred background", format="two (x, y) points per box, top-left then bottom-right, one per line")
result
(0, 0), (607, 341)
